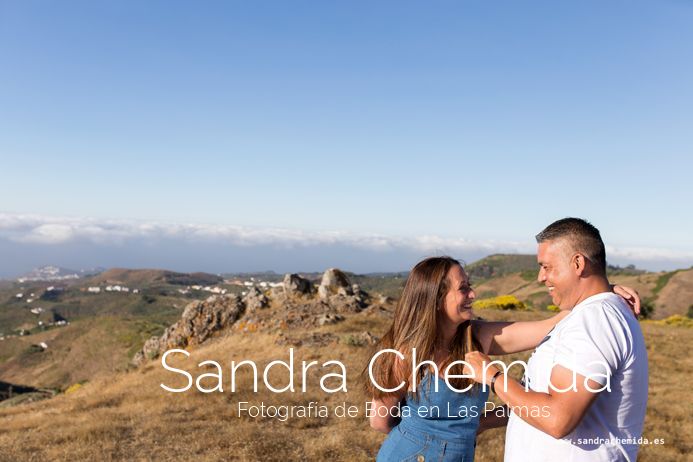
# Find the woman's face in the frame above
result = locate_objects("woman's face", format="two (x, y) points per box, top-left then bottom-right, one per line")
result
(441, 265), (475, 325)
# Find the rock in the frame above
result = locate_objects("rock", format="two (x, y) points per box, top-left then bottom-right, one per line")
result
(271, 285), (286, 300)
(276, 332), (339, 347)
(317, 313), (345, 326)
(132, 294), (245, 365)
(343, 331), (380, 347)
(330, 295), (365, 313)
(318, 268), (353, 299)
(283, 273), (313, 296)
(142, 336), (161, 359)
(243, 286), (269, 311)
(317, 284), (329, 300)
(275, 299), (346, 329)
(358, 331), (379, 345)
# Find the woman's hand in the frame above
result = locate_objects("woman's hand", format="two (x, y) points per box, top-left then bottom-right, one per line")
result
(612, 284), (641, 316)
(463, 351), (499, 385)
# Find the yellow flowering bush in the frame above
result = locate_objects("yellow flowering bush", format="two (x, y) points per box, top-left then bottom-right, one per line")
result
(651, 315), (693, 328)
(64, 383), (83, 394)
(472, 295), (527, 311)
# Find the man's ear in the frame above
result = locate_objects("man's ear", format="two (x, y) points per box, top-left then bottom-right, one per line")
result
(573, 253), (587, 276)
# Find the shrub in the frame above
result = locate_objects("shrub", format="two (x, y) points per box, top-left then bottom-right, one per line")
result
(520, 270), (538, 282)
(472, 295), (527, 311)
(546, 305), (560, 312)
(26, 344), (44, 354)
(65, 383), (83, 394)
(639, 301), (655, 319)
(651, 315), (693, 328)
(343, 335), (366, 347)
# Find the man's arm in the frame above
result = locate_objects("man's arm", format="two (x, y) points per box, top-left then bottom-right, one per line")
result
(465, 351), (602, 439)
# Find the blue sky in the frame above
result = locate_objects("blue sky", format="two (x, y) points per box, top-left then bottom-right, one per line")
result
(1, 1), (692, 276)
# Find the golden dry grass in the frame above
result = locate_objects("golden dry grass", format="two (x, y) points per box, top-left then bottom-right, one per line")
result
(0, 307), (690, 461)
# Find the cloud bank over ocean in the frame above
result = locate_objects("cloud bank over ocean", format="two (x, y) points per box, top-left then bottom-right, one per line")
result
(1, 213), (690, 278)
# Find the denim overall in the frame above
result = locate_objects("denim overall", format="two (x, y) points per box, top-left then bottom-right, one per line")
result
(376, 373), (489, 462)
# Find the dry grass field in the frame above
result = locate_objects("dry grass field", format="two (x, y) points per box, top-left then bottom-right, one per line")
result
(0, 306), (690, 461)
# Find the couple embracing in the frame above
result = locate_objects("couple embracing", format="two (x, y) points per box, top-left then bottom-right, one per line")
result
(367, 218), (648, 461)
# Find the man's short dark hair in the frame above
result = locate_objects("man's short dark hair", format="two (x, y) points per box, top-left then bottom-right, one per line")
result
(536, 218), (607, 274)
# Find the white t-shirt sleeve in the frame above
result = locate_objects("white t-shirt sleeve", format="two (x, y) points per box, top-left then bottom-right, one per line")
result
(553, 305), (625, 387)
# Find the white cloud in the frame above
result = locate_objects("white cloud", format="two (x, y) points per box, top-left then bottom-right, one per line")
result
(606, 245), (693, 264)
(1, 212), (692, 266)
(22, 224), (75, 244)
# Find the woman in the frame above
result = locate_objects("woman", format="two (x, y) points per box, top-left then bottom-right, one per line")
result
(366, 256), (638, 461)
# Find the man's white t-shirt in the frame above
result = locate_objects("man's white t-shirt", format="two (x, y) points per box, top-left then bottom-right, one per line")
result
(504, 292), (648, 462)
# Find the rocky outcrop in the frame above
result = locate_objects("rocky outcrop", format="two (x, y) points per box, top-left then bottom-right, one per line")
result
(316, 269), (367, 312)
(132, 294), (245, 365)
(243, 286), (269, 311)
(132, 268), (376, 365)
(283, 273), (313, 296)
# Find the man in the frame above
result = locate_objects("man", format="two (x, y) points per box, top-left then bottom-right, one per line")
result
(465, 217), (648, 461)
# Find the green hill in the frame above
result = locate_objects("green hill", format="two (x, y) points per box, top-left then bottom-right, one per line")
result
(88, 268), (223, 287)
(466, 254), (538, 282)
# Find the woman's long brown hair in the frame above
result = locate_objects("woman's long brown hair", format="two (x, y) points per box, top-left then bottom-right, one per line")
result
(364, 256), (479, 400)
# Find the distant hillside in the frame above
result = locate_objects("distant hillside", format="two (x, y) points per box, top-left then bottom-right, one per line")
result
(17, 266), (103, 283)
(466, 254), (538, 282)
(650, 268), (693, 319)
(467, 256), (692, 319)
(0, 316), (167, 389)
(0, 281), (201, 337)
(88, 269), (222, 287)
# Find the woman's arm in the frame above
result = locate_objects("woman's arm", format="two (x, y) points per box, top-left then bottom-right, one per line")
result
(369, 354), (407, 434)
(473, 311), (568, 355)
(369, 393), (405, 434)
(477, 405), (509, 435)
(473, 284), (640, 355)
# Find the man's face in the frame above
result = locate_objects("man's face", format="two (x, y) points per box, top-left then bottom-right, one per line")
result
(537, 239), (579, 310)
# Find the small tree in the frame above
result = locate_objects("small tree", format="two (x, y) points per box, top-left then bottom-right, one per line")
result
(639, 301), (655, 319)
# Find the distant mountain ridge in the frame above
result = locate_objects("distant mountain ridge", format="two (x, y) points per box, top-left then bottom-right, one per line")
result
(87, 268), (223, 287)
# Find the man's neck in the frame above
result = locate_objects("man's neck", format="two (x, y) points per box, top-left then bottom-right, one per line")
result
(568, 277), (612, 310)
